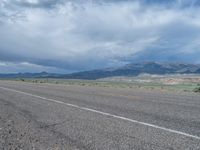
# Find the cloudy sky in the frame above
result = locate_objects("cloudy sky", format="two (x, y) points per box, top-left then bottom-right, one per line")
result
(0, 0), (200, 73)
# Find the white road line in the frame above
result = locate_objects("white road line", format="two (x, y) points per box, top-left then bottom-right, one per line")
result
(0, 86), (200, 140)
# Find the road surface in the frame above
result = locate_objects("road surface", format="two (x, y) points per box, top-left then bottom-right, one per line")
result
(0, 80), (200, 149)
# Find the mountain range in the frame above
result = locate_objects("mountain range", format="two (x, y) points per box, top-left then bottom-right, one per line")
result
(0, 62), (200, 80)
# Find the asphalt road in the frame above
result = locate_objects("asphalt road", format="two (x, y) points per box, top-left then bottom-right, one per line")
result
(0, 80), (200, 150)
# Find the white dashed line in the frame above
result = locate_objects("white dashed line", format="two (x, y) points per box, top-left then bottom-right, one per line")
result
(0, 86), (200, 140)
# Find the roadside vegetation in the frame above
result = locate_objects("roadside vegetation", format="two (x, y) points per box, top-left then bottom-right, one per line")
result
(193, 84), (200, 93)
(2, 76), (200, 93)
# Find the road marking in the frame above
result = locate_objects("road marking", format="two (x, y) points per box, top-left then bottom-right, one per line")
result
(0, 86), (200, 140)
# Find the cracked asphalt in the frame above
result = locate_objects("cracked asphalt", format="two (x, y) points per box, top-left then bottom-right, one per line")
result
(0, 80), (200, 150)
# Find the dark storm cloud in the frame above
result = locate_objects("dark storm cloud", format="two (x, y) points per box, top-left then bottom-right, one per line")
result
(12, 0), (64, 8)
(0, 0), (200, 73)
(6, 0), (200, 9)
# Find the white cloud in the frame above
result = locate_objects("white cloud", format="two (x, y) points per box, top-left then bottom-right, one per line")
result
(0, 0), (200, 73)
(0, 61), (68, 73)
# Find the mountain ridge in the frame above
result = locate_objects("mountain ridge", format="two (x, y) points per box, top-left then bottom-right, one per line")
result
(63, 62), (200, 79)
(0, 62), (200, 79)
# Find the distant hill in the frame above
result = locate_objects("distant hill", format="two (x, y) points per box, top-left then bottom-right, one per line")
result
(0, 62), (200, 80)
(0, 72), (61, 79)
(63, 62), (200, 79)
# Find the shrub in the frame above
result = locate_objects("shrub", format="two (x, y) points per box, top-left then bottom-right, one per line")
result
(193, 86), (200, 93)
(20, 78), (25, 82)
